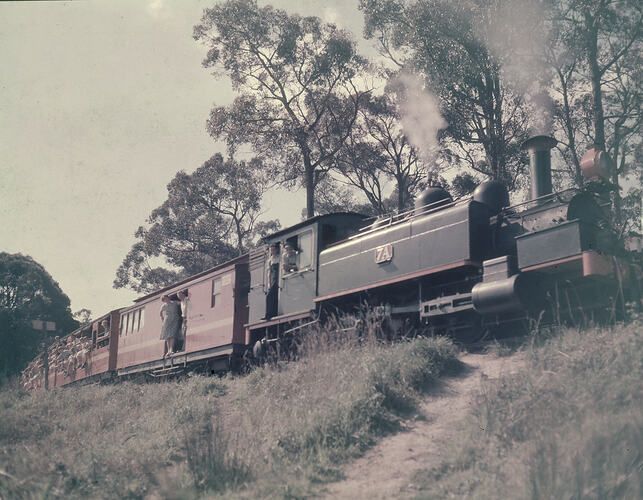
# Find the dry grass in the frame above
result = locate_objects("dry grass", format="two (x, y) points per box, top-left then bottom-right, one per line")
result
(412, 316), (643, 499)
(0, 320), (458, 499)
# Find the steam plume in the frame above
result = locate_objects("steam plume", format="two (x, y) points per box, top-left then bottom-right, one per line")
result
(390, 73), (447, 163)
(474, 0), (554, 135)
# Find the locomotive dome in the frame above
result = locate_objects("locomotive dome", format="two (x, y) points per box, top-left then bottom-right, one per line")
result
(472, 181), (510, 215)
(414, 186), (452, 213)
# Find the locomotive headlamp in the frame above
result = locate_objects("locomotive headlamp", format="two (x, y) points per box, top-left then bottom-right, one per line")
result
(580, 145), (612, 181)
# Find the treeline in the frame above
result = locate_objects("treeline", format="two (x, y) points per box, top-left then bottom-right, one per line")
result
(115, 0), (641, 293)
(0, 253), (78, 379)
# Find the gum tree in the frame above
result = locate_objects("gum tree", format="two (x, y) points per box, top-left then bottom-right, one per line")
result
(360, 0), (532, 189)
(548, 0), (642, 223)
(335, 93), (430, 214)
(194, 0), (371, 217)
(114, 154), (278, 293)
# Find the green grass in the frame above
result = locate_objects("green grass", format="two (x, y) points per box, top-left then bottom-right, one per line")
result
(0, 324), (458, 499)
(412, 317), (643, 499)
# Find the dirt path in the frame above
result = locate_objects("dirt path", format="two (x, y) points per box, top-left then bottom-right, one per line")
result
(323, 349), (526, 500)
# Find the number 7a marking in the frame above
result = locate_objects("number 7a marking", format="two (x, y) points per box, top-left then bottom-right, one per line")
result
(375, 244), (393, 264)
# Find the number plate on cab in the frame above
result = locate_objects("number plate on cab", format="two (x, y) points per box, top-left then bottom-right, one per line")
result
(374, 244), (393, 264)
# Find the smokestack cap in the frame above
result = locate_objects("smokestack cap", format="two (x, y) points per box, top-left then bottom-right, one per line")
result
(521, 135), (557, 151)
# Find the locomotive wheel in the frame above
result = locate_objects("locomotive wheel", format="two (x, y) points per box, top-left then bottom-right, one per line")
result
(447, 324), (487, 344)
(443, 313), (487, 344)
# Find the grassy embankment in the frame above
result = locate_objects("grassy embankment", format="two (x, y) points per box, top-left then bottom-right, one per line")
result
(0, 321), (459, 499)
(412, 317), (643, 499)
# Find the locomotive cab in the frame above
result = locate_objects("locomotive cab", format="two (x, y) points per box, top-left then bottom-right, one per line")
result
(246, 213), (367, 343)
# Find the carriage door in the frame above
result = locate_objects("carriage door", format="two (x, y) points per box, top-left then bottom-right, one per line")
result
(248, 245), (268, 323)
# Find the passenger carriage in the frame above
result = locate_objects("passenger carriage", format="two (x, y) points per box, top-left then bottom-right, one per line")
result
(116, 254), (249, 376)
(43, 309), (120, 389)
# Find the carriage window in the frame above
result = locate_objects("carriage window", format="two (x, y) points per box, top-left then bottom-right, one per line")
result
(298, 231), (313, 269)
(138, 308), (144, 330)
(212, 277), (222, 308)
(131, 310), (139, 333)
(123, 308), (144, 333)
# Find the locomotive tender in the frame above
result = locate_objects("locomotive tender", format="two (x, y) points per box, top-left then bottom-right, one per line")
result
(22, 135), (639, 390)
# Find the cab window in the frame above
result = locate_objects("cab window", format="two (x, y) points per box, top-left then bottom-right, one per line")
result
(283, 231), (314, 274)
(298, 231), (313, 269)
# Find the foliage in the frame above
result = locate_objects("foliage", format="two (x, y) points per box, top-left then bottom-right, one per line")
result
(621, 187), (642, 235)
(547, 0), (642, 225)
(72, 308), (92, 326)
(449, 172), (479, 198)
(114, 154), (278, 293)
(335, 93), (431, 214)
(194, 0), (372, 217)
(412, 319), (643, 499)
(308, 175), (362, 216)
(360, 0), (534, 189)
(0, 253), (77, 379)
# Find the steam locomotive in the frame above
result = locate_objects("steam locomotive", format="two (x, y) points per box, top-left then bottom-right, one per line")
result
(22, 136), (640, 391)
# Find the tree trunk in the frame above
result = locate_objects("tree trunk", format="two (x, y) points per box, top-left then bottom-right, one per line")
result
(585, 11), (619, 219)
(612, 150), (623, 224)
(558, 68), (583, 186)
(235, 219), (244, 256)
(586, 16), (605, 148)
(397, 176), (405, 213)
(304, 161), (315, 219)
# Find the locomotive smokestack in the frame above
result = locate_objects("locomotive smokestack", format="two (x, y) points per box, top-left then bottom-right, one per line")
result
(522, 135), (558, 199)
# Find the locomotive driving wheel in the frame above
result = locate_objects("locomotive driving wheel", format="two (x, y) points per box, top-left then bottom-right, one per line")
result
(443, 312), (487, 344)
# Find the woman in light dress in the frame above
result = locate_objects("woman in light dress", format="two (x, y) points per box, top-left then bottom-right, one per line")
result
(160, 295), (182, 356)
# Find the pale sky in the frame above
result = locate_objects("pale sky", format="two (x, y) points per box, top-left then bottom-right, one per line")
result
(1, 0), (369, 317)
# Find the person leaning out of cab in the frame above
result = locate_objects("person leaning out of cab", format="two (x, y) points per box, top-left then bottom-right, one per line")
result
(282, 241), (298, 274)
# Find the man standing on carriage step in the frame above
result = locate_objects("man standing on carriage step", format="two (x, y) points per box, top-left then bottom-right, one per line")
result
(265, 243), (280, 319)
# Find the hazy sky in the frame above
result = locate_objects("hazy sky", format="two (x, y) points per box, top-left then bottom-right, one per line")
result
(1, 0), (368, 317)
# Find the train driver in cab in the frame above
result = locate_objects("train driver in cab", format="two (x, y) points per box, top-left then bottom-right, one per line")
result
(282, 241), (298, 274)
(265, 243), (280, 319)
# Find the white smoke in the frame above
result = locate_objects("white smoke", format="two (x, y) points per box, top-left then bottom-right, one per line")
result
(474, 0), (554, 135)
(476, 0), (547, 90)
(390, 73), (447, 163)
(528, 89), (554, 136)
